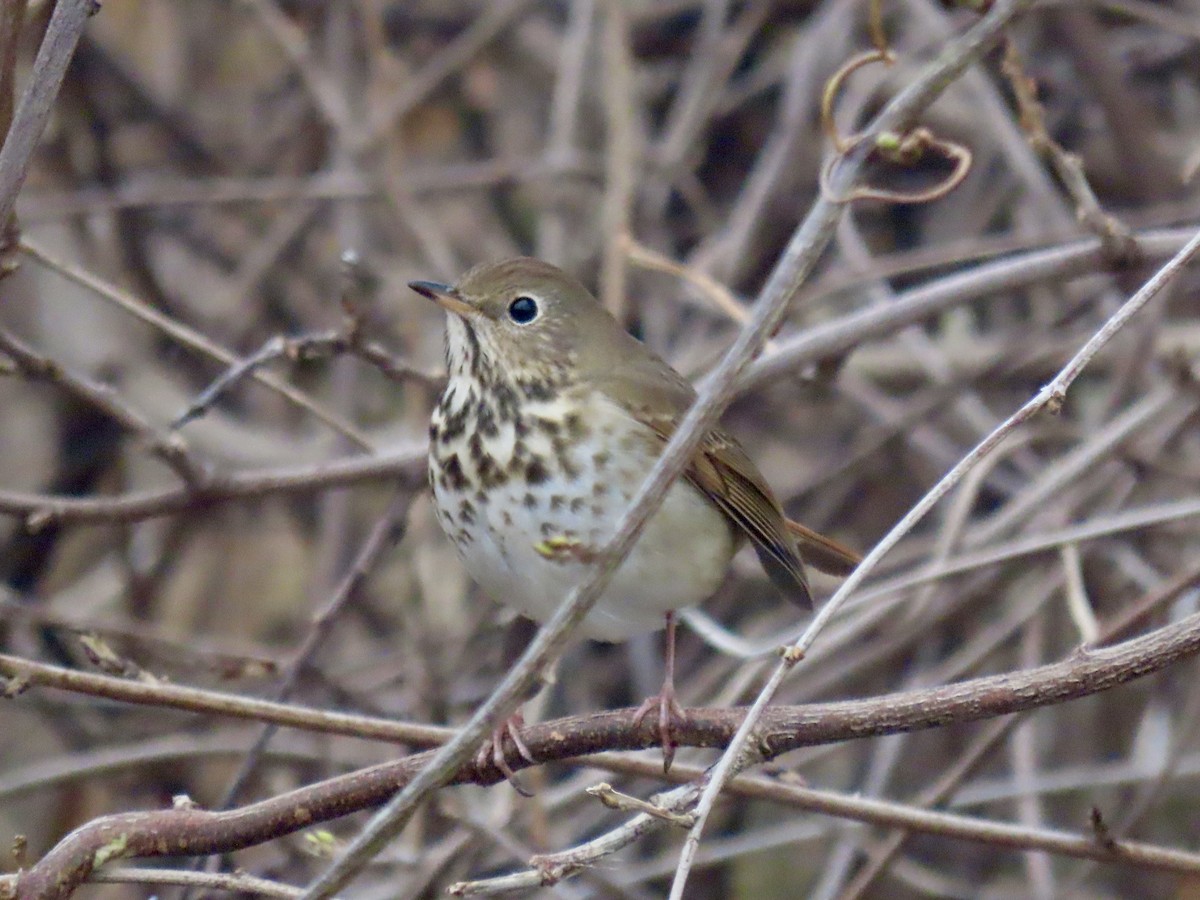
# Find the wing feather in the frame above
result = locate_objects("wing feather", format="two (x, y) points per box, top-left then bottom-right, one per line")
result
(586, 356), (855, 610)
(632, 407), (812, 609)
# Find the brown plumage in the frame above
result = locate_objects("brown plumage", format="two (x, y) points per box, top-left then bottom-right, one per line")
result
(425, 257), (858, 606)
(412, 257), (859, 775)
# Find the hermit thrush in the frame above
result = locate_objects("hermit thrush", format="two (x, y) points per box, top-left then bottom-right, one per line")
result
(411, 258), (857, 775)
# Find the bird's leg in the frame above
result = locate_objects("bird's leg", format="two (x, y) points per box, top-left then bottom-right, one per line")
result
(632, 610), (687, 773)
(476, 711), (536, 797)
(475, 615), (541, 795)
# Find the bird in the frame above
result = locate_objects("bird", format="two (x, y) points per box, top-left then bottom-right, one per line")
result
(410, 257), (858, 778)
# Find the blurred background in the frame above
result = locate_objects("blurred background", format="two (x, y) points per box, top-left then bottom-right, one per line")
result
(2, 1), (1200, 897)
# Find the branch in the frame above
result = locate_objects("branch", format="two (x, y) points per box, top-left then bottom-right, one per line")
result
(0, 448), (424, 527)
(19, 239), (373, 449)
(0, 327), (203, 485)
(0, 0), (95, 236)
(14, 606), (1200, 898)
(213, 488), (415, 807)
(673, 209), (1200, 899)
(451, 754), (1200, 896)
(736, 227), (1192, 395)
(299, 0), (1053, 892)
(1, 866), (302, 899)
(670, 0), (1048, 892)
(0, 228), (1188, 529)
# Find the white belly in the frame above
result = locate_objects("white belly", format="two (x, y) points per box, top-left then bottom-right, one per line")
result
(431, 392), (735, 641)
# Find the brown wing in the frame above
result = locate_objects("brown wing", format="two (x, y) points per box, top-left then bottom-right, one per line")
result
(684, 428), (814, 609)
(785, 518), (861, 576)
(585, 333), (853, 609)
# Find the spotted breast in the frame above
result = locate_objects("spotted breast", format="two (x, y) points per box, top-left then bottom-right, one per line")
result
(428, 316), (736, 642)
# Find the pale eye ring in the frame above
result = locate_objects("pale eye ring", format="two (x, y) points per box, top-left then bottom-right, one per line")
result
(507, 295), (539, 324)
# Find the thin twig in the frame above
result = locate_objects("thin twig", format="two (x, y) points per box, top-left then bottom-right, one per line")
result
(0, 0), (94, 237)
(598, 0), (634, 318)
(738, 227), (1192, 395)
(0, 326), (204, 485)
(1000, 38), (1137, 260)
(0, 651), (452, 746)
(586, 782), (696, 827)
(537, 0), (595, 263)
(0, 447), (425, 527)
(19, 238), (374, 449)
(0, 866), (303, 898)
(450, 737), (1200, 896)
(215, 488), (414, 806)
(238, 0), (350, 134)
(17, 604), (1200, 897)
(1061, 543), (1100, 643)
(667, 32), (1198, 900)
(172, 322), (440, 429)
(358, 0), (537, 155)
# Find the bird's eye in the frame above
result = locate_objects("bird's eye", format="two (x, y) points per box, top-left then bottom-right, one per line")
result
(507, 295), (539, 324)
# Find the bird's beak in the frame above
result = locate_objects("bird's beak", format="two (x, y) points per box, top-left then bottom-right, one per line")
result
(408, 280), (477, 318)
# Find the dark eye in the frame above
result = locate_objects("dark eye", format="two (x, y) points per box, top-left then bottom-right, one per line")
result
(507, 295), (539, 324)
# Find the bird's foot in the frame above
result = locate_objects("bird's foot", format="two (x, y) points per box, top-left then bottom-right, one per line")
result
(633, 687), (687, 774)
(477, 713), (536, 796)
